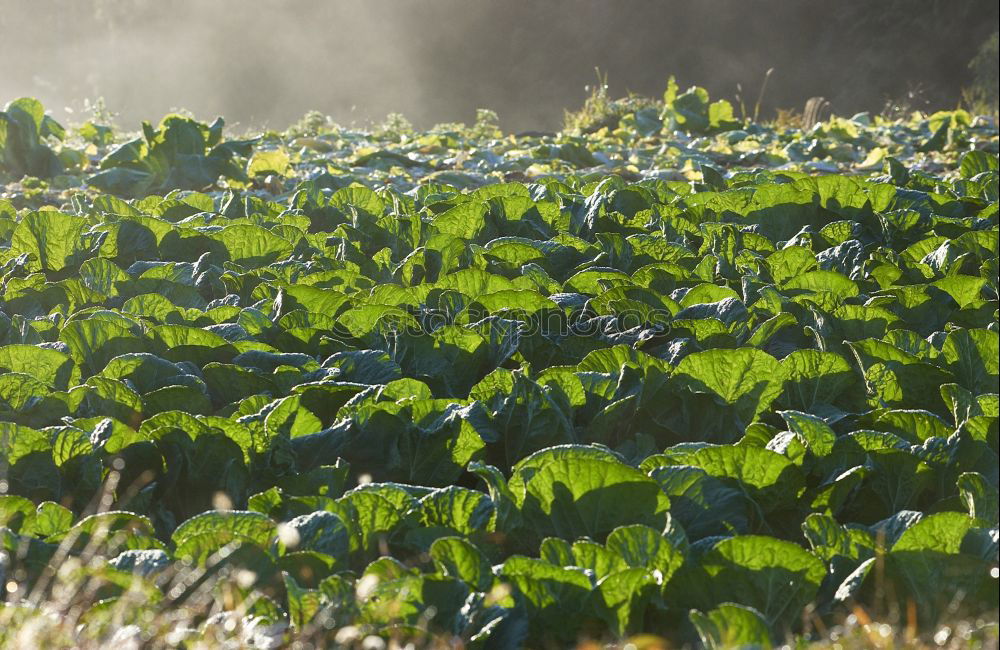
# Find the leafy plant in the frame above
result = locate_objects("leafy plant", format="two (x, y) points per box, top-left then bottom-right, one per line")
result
(87, 114), (256, 197)
(0, 98), (65, 179)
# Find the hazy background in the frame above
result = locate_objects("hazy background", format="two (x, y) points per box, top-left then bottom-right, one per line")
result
(2, 0), (997, 132)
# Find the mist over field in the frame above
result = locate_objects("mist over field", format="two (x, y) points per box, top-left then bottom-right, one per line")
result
(2, 0), (996, 131)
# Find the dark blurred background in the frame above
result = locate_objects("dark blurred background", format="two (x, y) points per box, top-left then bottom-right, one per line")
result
(2, 0), (997, 132)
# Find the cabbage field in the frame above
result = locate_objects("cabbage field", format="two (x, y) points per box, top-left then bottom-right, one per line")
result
(1, 86), (998, 648)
